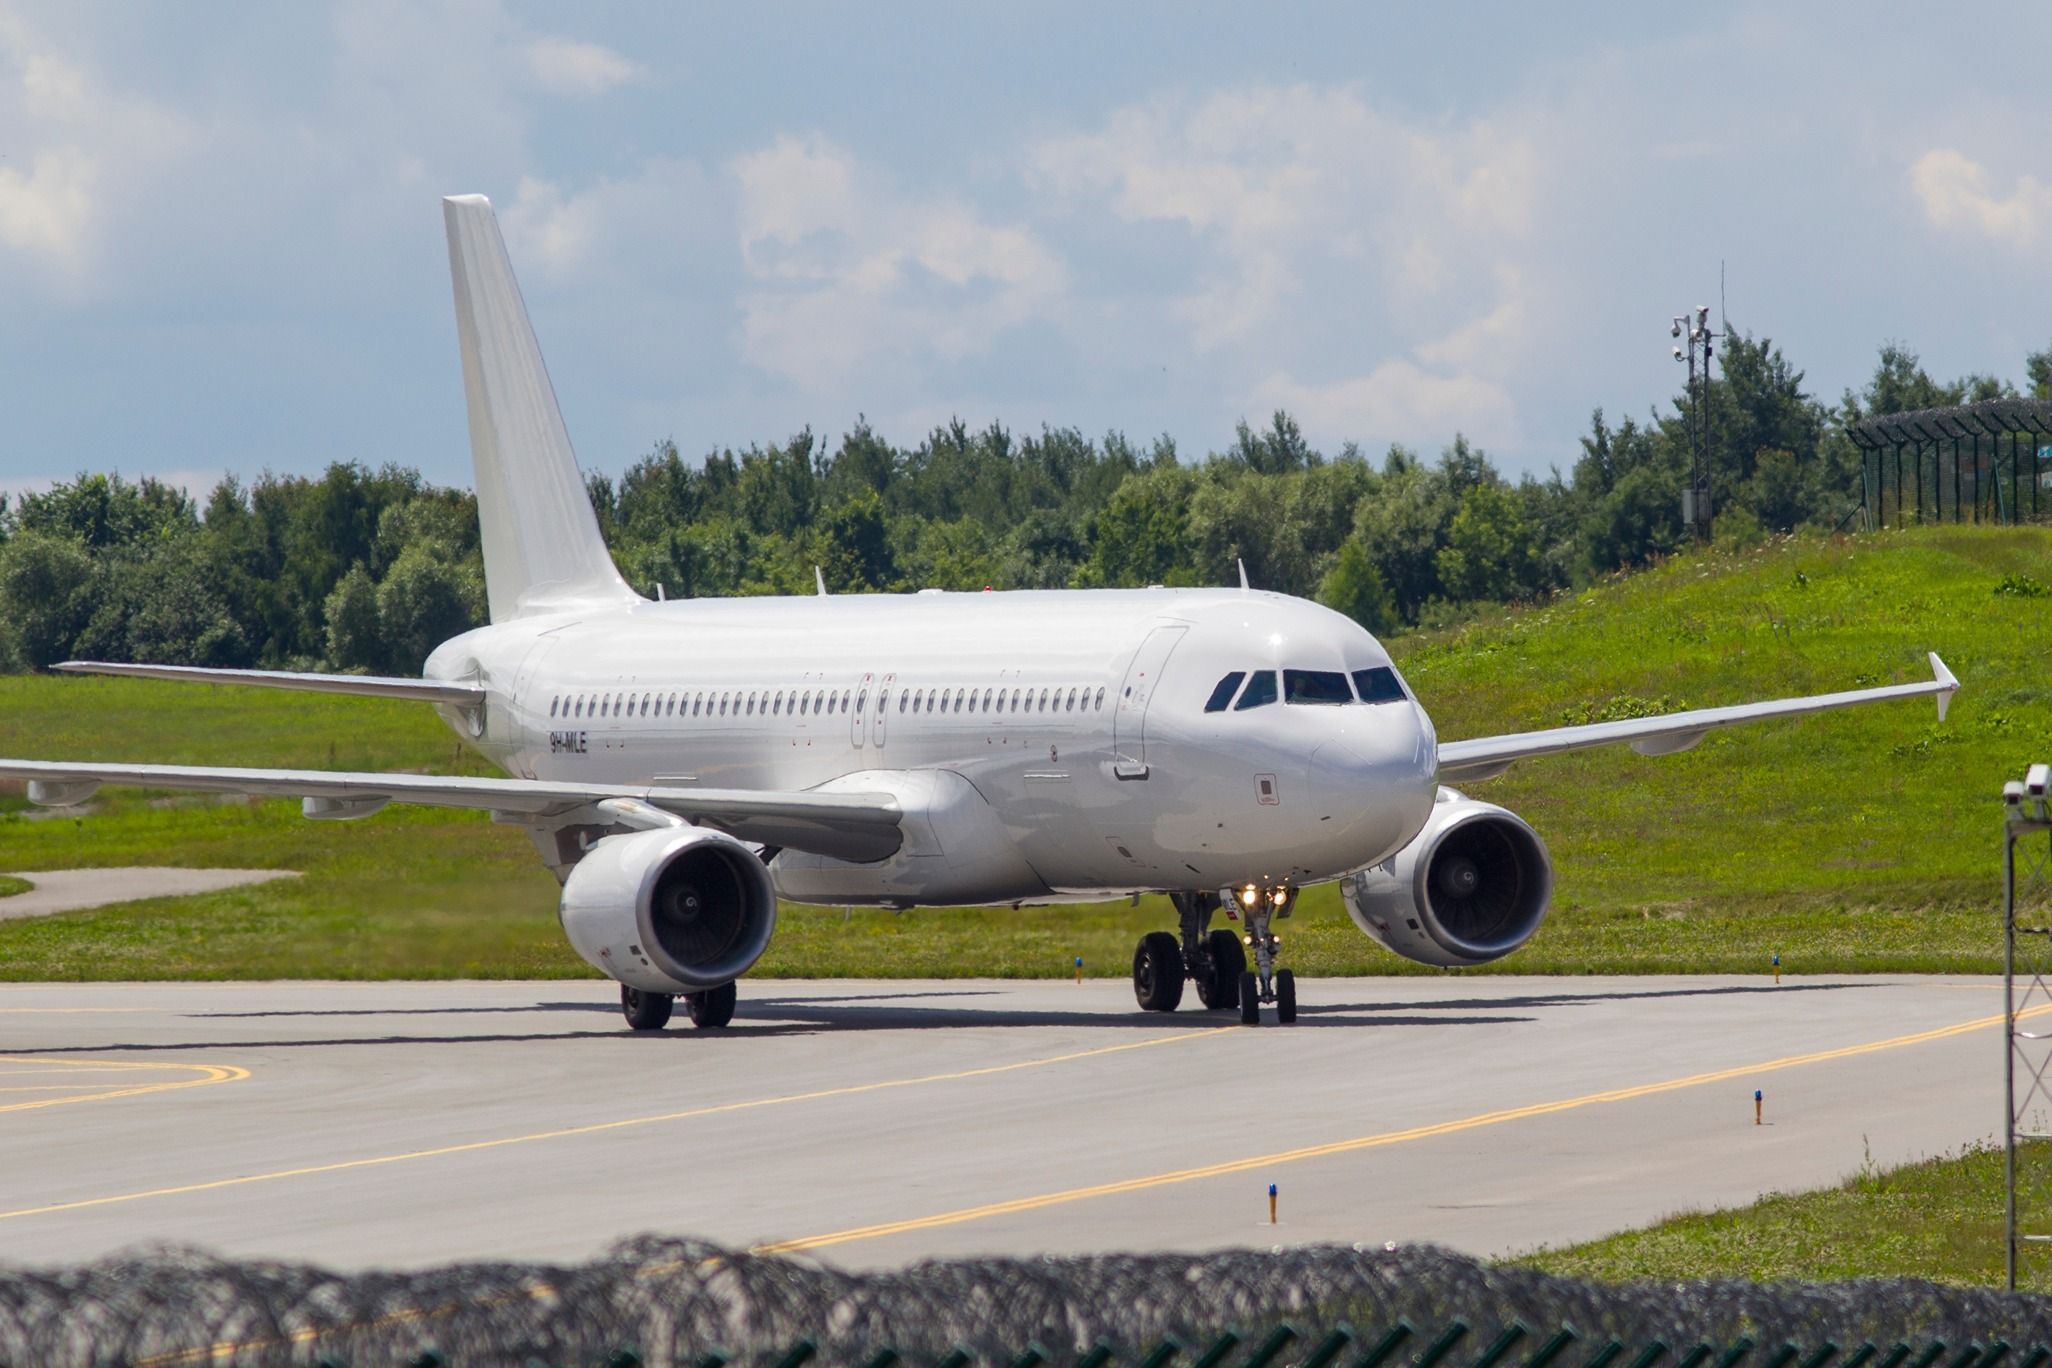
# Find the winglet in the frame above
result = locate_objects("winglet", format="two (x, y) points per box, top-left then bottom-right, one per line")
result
(1930, 651), (1958, 722)
(815, 566), (829, 597)
(1237, 558), (1251, 591)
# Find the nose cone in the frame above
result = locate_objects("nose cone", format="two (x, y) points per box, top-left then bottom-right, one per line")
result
(1307, 709), (1437, 872)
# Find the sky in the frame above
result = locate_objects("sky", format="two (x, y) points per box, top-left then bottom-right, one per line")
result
(4, 2), (2051, 503)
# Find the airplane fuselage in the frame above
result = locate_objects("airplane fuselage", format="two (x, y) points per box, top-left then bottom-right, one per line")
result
(426, 586), (1440, 906)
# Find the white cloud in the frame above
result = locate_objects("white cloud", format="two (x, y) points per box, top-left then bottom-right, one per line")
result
(1029, 85), (1537, 347)
(500, 159), (715, 286)
(732, 134), (1067, 393)
(524, 35), (643, 98)
(1910, 148), (2052, 248)
(1257, 361), (1517, 452)
(0, 148), (94, 259)
(0, 35), (193, 276)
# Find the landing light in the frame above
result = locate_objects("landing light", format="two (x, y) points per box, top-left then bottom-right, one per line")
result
(1240, 884), (1259, 907)
(1272, 888), (1289, 907)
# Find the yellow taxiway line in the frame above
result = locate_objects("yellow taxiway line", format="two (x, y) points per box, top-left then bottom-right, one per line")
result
(0, 1057), (249, 1115)
(0, 1028), (1225, 1223)
(754, 1002), (2051, 1254)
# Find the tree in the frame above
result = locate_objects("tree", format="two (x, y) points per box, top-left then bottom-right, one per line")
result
(817, 492), (897, 591)
(1319, 538), (1396, 634)
(0, 531), (95, 668)
(1584, 464), (1684, 572)
(124, 540), (248, 666)
(376, 542), (483, 674)
(1082, 466), (1196, 587)
(1435, 481), (1537, 604)
(324, 564), (384, 672)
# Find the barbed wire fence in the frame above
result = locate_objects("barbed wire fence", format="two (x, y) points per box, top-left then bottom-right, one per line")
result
(4, 1240), (2052, 1368)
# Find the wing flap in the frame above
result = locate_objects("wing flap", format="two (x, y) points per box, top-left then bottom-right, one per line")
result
(0, 759), (903, 863)
(54, 661), (487, 706)
(1437, 651), (1957, 782)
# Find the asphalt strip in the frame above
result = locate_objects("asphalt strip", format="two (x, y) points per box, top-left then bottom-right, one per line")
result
(0, 869), (300, 922)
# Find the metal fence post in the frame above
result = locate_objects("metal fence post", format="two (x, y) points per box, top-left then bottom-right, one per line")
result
(2005, 765), (2052, 1290)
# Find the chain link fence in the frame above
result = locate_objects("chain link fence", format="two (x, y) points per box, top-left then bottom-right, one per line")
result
(4, 1239), (2052, 1368)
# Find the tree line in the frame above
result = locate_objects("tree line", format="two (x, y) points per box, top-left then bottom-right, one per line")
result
(2, 334), (2044, 676)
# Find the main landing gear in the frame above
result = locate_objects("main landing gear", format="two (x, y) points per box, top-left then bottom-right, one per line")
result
(1132, 889), (1294, 1024)
(620, 981), (737, 1032)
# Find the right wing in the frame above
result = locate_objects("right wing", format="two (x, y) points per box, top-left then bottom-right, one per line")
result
(54, 661), (486, 707)
(1436, 651), (1957, 783)
(0, 759), (903, 864)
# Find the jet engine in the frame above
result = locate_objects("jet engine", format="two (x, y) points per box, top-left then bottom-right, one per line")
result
(1339, 789), (1551, 968)
(559, 826), (777, 993)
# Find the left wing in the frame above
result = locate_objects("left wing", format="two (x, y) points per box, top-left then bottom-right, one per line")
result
(1436, 651), (1957, 783)
(0, 760), (903, 863)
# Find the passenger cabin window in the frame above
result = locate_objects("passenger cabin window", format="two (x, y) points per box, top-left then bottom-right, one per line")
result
(1203, 672), (1246, 713)
(1234, 670), (1279, 710)
(1353, 666), (1406, 704)
(1284, 670), (1352, 705)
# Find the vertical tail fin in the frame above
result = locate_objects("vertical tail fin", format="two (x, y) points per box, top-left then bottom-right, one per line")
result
(443, 194), (639, 622)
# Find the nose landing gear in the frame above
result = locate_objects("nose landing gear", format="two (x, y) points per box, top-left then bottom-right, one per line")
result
(1233, 884), (1298, 1025)
(1129, 889), (1292, 1022)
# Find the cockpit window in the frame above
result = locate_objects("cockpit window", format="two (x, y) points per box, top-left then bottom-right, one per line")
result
(1353, 666), (1406, 704)
(1283, 669), (1351, 705)
(1203, 672), (1247, 713)
(1233, 670), (1279, 710)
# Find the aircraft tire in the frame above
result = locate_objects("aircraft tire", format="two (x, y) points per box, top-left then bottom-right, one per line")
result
(1238, 971), (1260, 1025)
(687, 981), (737, 1029)
(1201, 929), (1245, 1010)
(621, 985), (673, 1031)
(1133, 932), (1185, 1012)
(1276, 968), (1297, 1024)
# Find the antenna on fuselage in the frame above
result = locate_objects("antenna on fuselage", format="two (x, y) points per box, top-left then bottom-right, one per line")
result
(1237, 558), (1251, 591)
(815, 566), (829, 597)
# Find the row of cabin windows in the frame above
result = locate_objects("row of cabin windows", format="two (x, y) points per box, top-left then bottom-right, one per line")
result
(547, 683), (1105, 722)
(1201, 665), (1408, 713)
(899, 685), (1103, 716)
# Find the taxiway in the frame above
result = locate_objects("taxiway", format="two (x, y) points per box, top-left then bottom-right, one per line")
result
(0, 976), (2011, 1269)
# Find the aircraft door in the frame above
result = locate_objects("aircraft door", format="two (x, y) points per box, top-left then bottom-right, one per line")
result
(508, 634), (564, 778)
(1112, 625), (1187, 778)
(874, 673), (894, 748)
(852, 672), (873, 748)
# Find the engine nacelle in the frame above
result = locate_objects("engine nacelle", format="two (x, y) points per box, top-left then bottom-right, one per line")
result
(1339, 789), (1552, 967)
(559, 827), (777, 993)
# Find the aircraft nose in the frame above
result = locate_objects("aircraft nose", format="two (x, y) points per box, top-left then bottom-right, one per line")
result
(1307, 716), (1437, 861)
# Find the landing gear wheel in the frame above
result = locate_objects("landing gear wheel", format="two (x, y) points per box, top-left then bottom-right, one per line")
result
(1198, 929), (1245, 1010)
(686, 981), (737, 1029)
(1275, 968), (1297, 1024)
(1133, 931), (1186, 1012)
(1239, 970), (1260, 1025)
(621, 985), (673, 1031)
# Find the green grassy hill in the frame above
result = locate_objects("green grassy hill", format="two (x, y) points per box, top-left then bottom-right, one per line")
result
(1, 524), (2046, 981)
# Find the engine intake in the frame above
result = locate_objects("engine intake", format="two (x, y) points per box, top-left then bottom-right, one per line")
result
(1340, 790), (1551, 967)
(559, 827), (777, 992)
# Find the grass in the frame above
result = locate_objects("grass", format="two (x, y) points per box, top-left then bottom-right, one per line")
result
(0, 875), (27, 899)
(0, 523), (2047, 980)
(1512, 1142), (2052, 1291)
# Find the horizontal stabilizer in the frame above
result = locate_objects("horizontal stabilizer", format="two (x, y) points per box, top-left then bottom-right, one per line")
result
(53, 661), (486, 706)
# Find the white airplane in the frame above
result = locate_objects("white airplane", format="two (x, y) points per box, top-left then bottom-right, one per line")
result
(0, 196), (1960, 1031)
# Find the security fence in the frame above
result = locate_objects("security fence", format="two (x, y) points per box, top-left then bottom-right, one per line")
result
(5, 1240), (2052, 1368)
